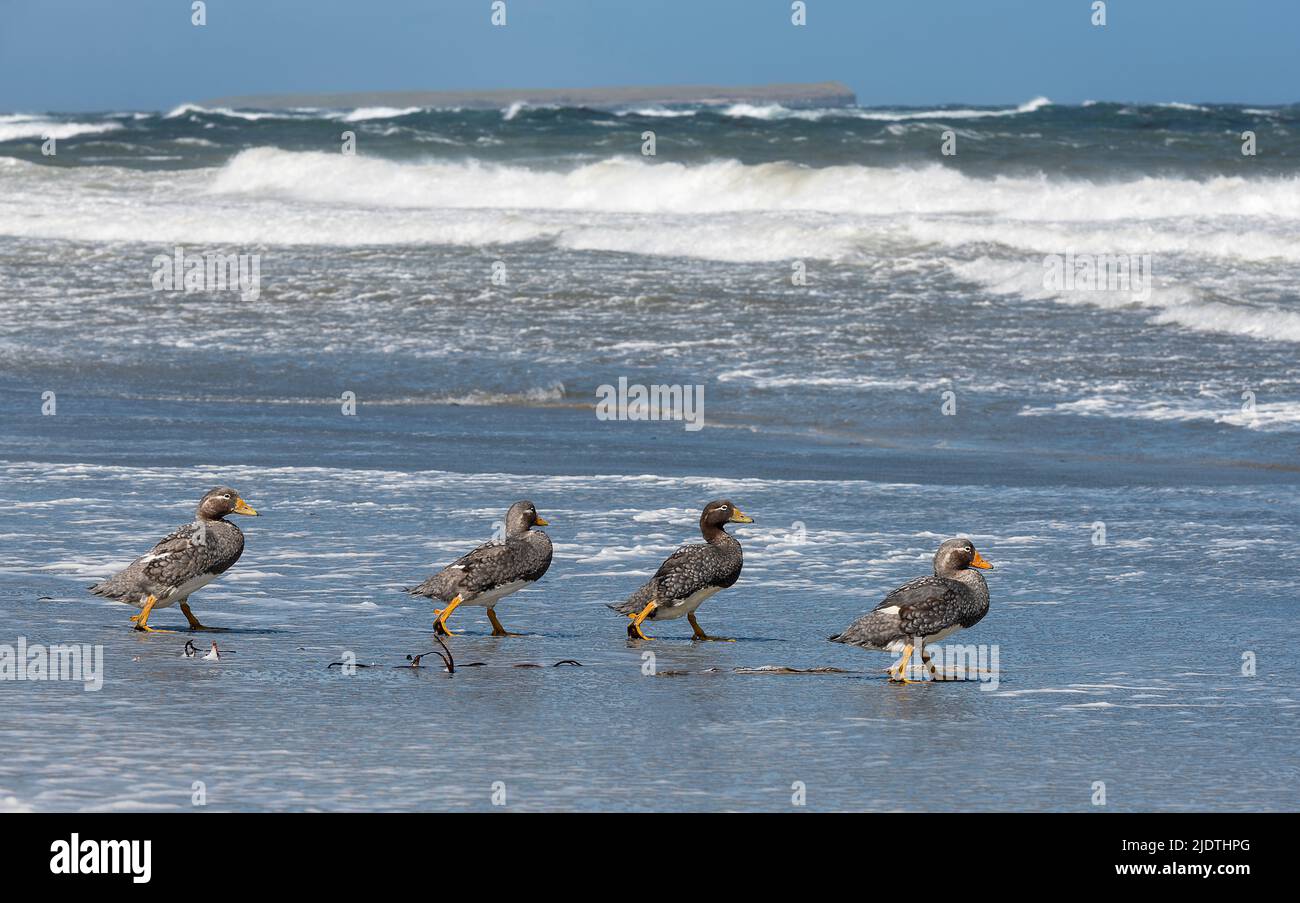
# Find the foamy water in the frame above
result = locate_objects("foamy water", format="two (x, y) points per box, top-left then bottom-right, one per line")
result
(0, 113), (123, 143)
(4, 140), (1298, 359)
(1, 460), (1295, 811)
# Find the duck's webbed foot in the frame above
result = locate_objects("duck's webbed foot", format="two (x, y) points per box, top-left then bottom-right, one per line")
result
(433, 595), (463, 636)
(688, 612), (734, 642)
(627, 601), (658, 640)
(888, 644), (920, 684)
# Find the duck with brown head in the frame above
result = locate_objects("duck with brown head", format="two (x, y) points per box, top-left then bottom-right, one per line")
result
(830, 537), (993, 683)
(88, 487), (259, 632)
(609, 499), (754, 641)
(407, 500), (552, 637)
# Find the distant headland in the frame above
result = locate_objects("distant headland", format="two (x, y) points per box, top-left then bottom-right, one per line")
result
(201, 81), (856, 111)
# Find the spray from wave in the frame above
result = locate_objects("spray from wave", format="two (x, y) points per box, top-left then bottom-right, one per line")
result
(0, 114), (123, 143)
(3, 144), (1299, 348)
(200, 148), (1300, 221)
(720, 95), (1054, 122)
(3, 150), (1300, 268)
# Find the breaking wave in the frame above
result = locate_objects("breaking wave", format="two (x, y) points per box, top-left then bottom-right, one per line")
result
(201, 148), (1300, 221)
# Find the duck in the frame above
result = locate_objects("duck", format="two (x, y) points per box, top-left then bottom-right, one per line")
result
(89, 487), (259, 632)
(609, 499), (753, 641)
(829, 537), (992, 683)
(407, 500), (552, 637)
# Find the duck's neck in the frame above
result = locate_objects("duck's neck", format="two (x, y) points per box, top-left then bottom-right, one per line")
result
(950, 568), (989, 603)
(701, 523), (733, 545)
(505, 512), (531, 536)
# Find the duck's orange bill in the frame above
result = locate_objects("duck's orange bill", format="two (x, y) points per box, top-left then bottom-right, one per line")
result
(534, 515), (549, 526)
(233, 498), (259, 516)
(728, 508), (754, 524)
(970, 551), (993, 569)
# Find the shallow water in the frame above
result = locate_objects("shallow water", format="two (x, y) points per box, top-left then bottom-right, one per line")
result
(1, 100), (1297, 810)
(1, 459), (1295, 811)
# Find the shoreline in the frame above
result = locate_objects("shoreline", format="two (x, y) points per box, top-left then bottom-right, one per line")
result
(1, 399), (1294, 490)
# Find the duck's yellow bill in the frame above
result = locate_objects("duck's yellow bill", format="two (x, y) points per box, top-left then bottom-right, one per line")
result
(534, 515), (549, 526)
(233, 499), (259, 516)
(729, 508), (754, 524)
(971, 551), (993, 569)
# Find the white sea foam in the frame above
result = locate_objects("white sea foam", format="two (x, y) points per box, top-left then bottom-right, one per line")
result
(8, 149), (1297, 237)
(163, 104), (293, 121)
(0, 114), (123, 143)
(617, 106), (697, 118)
(198, 149), (1300, 221)
(720, 103), (812, 120)
(950, 257), (1300, 344)
(715, 97), (1053, 122)
(339, 106), (423, 122)
(501, 101), (558, 120)
(717, 370), (952, 391)
(100, 388), (569, 408)
(1019, 395), (1300, 430)
(556, 216), (865, 262)
(905, 217), (1300, 263)
(3, 148), (1299, 348)
(848, 96), (1054, 121)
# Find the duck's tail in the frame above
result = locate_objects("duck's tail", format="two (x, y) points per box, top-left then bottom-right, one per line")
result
(607, 581), (655, 616)
(88, 578), (127, 600)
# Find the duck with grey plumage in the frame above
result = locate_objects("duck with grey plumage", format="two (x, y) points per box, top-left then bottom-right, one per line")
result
(609, 500), (753, 641)
(830, 538), (993, 682)
(89, 487), (259, 632)
(407, 501), (553, 637)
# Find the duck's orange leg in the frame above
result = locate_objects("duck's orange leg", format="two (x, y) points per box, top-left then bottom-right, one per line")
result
(627, 601), (658, 640)
(433, 595), (463, 636)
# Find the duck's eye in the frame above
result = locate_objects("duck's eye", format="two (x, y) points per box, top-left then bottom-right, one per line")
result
(223, 494), (231, 499)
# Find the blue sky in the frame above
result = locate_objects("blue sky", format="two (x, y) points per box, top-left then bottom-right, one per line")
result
(1, 0), (1296, 112)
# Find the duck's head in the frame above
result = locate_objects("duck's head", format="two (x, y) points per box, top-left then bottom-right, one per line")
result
(701, 499), (753, 533)
(197, 487), (259, 521)
(934, 537), (992, 577)
(505, 500), (548, 535)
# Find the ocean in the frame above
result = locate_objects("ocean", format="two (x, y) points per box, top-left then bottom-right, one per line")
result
(1, 98), (1297, 811)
